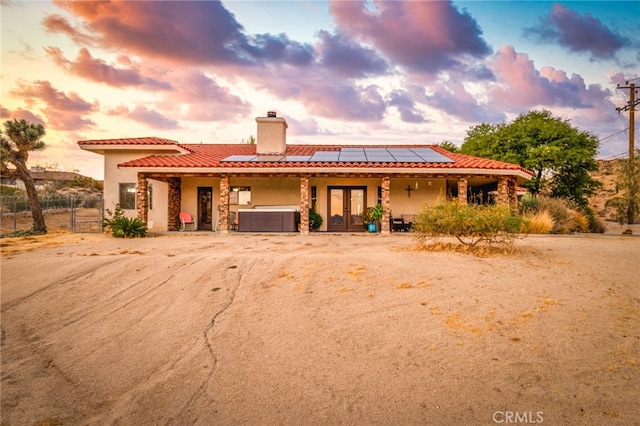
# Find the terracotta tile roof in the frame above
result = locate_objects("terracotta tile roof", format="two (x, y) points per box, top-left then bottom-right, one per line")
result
(78, 137), (179, 146)
(118, 143), (532, 175)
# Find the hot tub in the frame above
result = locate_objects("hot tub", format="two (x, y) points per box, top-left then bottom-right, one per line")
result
(237, 206), (300, 232)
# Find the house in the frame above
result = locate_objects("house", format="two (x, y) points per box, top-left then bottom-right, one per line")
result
(0, 167), (85, 190)
(78, 112), (532, 234)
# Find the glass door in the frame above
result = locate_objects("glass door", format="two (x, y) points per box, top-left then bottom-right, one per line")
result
(327, 187), (367, 232)
(198, 187), (213, 230)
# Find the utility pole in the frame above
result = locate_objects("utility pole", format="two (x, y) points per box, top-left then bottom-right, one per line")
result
(616, 82), (638, 160)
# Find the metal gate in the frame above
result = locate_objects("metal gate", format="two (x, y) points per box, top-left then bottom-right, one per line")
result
(0, 194), (104, 234)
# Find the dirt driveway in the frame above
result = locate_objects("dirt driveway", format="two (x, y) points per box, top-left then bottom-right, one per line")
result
(1, 232), (639, 425)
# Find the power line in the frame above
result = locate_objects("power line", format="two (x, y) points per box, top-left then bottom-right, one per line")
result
(599, 127), (629, 142)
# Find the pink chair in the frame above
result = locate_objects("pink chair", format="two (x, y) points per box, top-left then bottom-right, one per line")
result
(179, 212), (196, 231)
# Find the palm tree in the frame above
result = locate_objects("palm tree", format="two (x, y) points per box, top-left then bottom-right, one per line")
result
(0, 119), (48, 234)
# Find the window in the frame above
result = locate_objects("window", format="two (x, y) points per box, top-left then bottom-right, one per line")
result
(230, 186), (251, 205)
(311, 186), (317, 211)
(147, 183), (153, 210)
(119, 183), (136, 209)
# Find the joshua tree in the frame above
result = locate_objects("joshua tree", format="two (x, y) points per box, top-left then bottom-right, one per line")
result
(0, 119), (48, 234)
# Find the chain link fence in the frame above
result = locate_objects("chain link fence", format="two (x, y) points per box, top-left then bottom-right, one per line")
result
(0, 194), (104, 235)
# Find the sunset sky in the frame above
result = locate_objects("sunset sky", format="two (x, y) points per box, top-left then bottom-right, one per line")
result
(1, 0), (638, 180)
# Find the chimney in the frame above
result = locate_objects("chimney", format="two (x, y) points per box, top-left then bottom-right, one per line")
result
(256, 111), (288, 154)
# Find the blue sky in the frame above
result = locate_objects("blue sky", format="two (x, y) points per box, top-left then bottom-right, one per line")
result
(1, 0), (638, 179)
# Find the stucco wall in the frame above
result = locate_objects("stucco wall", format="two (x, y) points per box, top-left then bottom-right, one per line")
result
(388, 178), (447, 216)
(103, 152), (150, 218)
(147, 179), (168, 231)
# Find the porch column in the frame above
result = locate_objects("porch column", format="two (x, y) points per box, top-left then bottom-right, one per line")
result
(508, 178), (518, 211)
(299, 175), (309, 235)
(136, 173), (148, 226)
(381, 176), (391, 234)
(457, 177), (468, 205)
(219, 175), (230, 233)
(167, 177), (181, 231)
(497, 177), (509, 206)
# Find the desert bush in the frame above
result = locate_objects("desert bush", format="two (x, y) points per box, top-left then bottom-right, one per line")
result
(518, 193), (540, 215)
(413, 201), (527, 247)
(103, 204), (146, 238)
(519, 196), (595, 233)
(523, 210), (554, 234)
(568, 209), (589, 232)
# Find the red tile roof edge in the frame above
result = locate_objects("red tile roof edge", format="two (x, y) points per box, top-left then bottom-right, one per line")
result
(78, 137), (179, 146)
(115, 143), (532, 175)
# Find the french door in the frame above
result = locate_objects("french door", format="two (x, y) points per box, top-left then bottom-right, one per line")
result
(327, 186), (367, 232)
(198, 187), (213, 230)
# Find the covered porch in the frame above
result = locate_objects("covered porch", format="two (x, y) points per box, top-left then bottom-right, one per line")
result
(134, 171), (519, 234)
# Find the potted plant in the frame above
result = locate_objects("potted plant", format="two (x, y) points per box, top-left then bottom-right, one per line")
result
(366, 204), (383, 232)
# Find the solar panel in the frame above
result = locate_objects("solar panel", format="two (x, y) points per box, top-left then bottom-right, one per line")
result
(221, 155), (256, 162)
(221, 147), (454, 164)
(285, 156), (312, 162)
(309, 152), (340, 161)
(409, 148), (454, 163)
(339, 152), (367, 161)
(251, 155), (284, 162)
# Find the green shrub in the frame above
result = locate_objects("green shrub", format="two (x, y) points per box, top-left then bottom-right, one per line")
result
(110, 216), (147, 238)
(103, 204), (147, 238)
(518, 193), (540, 215)
(309, 208), (323, 231)
(413, 201), (527, 247)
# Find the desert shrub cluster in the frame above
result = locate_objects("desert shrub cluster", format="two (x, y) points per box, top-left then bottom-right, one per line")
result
(519, 195), (597, 234)
(412, 201), (526, 248)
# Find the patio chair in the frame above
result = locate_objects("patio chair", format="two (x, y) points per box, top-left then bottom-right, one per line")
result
(401, 214), (414, 232)
(392, 216), (405, 232)
(179, 212), (196, 231)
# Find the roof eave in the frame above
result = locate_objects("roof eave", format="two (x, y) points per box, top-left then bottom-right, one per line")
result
(120, 165), (532, 181)
(79, 144), (189, 155)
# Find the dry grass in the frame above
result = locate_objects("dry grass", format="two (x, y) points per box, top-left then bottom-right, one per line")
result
(524, 210), (555, 234)
(412, 241), (518, 257)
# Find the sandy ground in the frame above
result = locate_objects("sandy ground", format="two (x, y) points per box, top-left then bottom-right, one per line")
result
(1, 232), (639, 425)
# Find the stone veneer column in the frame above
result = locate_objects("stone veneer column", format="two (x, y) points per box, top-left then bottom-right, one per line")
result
(381, 176), (390, 234)
(299, 176), (309, 235)
(136, 174), (148, 225)
(167, 177), (181, 231)
(508, 178), (518, 211)
(219, 175), (230, 233)
(457, 177), (468, 205)
(497, 177), (509, 206)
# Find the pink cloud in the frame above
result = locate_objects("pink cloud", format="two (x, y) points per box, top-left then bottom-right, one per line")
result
(329, 0), (491, 74)
(489, 45), (616, 122)
(106, 105), (179, 130)
(9, 80), (98, 130)
(316, 30), (389, 78)
(526, 4), (628, 60)
(0, 106), (46, 126)
(44, 47), (171, 90)
(45, 1), (313, 67)
(167, 73), (251, 122)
